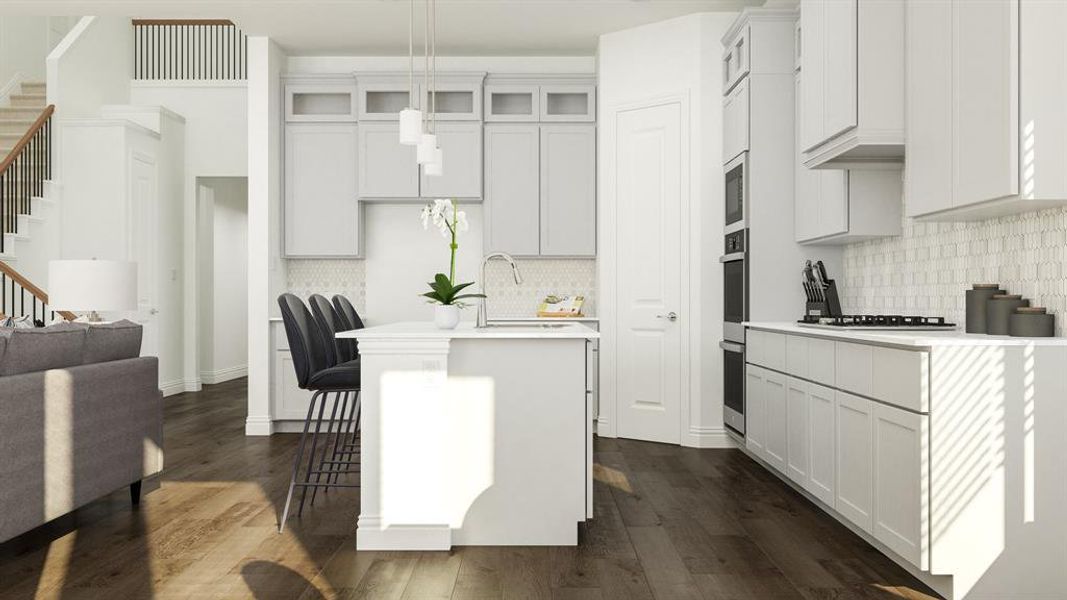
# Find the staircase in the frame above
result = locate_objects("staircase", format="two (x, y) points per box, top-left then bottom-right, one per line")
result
(0, 81), (65, 322)
(0, 81), (47, 156)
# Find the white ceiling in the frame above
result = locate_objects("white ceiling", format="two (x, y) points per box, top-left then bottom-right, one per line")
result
(0, 0), (763, 55)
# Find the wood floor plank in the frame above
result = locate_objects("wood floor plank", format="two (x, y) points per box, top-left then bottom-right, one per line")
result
(0, 378), (941, 600)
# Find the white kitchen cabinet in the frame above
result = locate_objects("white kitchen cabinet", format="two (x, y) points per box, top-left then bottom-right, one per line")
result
(873, 402), (929, 570)
(835, 391), (874, 534)
(806, 381), (836, 507)
(745, 364), (767, 459)
(484, 124), (541, 255)
(800, 0), (904, 169)
(907, 0), (1067, 220)
(785, 377), (810, 486)
(419, 122), (483, 199)
(358, 122), (419, 199)
(764, 369), (789, 473)
(540, 124), (596, 257)
(286, 82), (358, 122)
(357, 75), (420, 121)
(422, 76), (484, 121)
(722, 24), (750, 93)
(485, 123), (595, 257)
(540, 84), (595, 122)
(284, 123), (362, 257)
(794, 71), (902, 245)
(485, 84), (540, 122)
(722, 78), (750, 165)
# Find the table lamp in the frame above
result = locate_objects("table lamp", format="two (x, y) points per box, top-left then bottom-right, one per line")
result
(48, 259), (137, 322)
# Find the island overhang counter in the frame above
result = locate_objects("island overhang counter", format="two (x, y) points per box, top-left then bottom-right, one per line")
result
(340, 321), (600, 551)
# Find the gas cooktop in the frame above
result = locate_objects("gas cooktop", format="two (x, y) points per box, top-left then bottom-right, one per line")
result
(797, 315), (957, 331)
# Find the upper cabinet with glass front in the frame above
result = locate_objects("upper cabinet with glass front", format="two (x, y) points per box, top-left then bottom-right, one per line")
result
(285, 77), (358, 122)
(485, 76), (595, 122)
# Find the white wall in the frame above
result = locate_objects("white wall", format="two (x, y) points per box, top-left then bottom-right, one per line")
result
(198, 177), (248, 383)
(0, 17), (75, 90)
(47, 17), (132, 121)
(247, 37), (287, 435)
(129, 81), (248, 392)
(598, 13), (732, 448)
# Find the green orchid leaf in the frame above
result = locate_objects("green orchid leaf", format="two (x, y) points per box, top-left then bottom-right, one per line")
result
(451, 293), (487, 301)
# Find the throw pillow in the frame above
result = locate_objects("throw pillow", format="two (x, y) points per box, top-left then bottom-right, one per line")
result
(0, 322), (89, 376)
(83, 319), (143, 365)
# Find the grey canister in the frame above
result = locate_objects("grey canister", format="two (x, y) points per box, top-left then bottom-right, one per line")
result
(966, 284), (1004, 333)
(986, 294), (1030, 335)
(1009, 307), (1055, 337)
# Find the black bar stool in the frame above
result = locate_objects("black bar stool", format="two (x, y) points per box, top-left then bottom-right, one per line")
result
(308, 294), (361, 500)
(277, 293), (361, 532)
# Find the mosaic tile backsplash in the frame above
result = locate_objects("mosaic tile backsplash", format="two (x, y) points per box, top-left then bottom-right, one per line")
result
(842, 207), (1067, 336)
(287, 259), (596, 319)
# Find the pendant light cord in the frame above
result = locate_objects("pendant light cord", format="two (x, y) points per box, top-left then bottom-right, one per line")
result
(424, 0), (430, 130)
(431, 0), (436, 133)
(408, 0), (414, 108)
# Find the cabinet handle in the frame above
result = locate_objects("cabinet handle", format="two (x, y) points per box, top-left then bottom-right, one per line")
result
(657, 312), (678, 322)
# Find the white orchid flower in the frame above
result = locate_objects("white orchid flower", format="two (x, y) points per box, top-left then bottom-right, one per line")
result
(420, 205), (432, 230)
(456, 210), (469, 233)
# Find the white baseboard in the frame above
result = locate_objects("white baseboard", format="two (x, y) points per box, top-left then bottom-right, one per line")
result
(160, 378), (201, 397)
(200, 365), (247, 385)
(683, 426), (739, 449)
(355, 516), (452, 551)
(245, 415), (274, 436)
(272, 420), (354, 434)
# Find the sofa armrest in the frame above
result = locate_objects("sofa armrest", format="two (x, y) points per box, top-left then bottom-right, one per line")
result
(0, 357), (163, 542)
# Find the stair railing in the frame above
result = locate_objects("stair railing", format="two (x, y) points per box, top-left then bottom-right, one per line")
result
(133, 20), (248, 81)
(0, 260), (76, 324)
(0, 105), (53, 255)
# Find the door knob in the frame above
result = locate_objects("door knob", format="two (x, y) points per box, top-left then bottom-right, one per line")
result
(657, 312), (678, 322)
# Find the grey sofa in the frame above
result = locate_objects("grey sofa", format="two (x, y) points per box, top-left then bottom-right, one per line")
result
(0, 321), (163, 543)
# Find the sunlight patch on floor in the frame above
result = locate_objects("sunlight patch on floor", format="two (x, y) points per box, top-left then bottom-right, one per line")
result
(593, 463), (633, 493)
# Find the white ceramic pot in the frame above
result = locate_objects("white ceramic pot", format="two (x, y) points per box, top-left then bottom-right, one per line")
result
(434, 304), (460, 329)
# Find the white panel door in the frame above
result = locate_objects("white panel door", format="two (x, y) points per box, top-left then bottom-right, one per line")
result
(420, 122), (483, 199)
(130, 153), (159, 362)
(785, 377), (810, 485)
(358, 122), (419, 198)
(284, 123), (360, 256)
(835, 391), (874, 533)
(764, 369), (789, 473)
(615, 101), (683, 444)
(540, 124), (596, 257)
(823, 0), (859, 140)
(745, 365), (766, 458)
(807, 382), (836, 506)
(484, 124), (540, 256)
(953, 0), (1019, 207)
(873, 403), (929, 570)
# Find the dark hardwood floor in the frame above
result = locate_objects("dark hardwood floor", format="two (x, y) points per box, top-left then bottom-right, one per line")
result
(0, 378), (940, 599)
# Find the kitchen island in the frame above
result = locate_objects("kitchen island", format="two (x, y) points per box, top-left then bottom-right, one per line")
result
(340, 321), (599, 550)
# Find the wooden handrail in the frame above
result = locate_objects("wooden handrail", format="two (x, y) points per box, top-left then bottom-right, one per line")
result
(0, 260), (77, 321)
(132, 19), (235, 26)
(0, 105), (54, 175)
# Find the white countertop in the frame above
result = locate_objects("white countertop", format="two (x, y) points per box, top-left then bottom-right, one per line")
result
(339, 321), (599, 340)
(746, 321), (1067, 347)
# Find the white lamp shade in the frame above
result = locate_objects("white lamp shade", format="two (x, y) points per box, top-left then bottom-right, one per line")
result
(399, 108), (423, 145)
(423, 146), (443, 176)
(48, 260), (137, 312)
(416, 133), (437, 164)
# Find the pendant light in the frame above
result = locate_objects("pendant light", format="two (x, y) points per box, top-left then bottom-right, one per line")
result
(422, 0), (443, 176)
(398, 0), (422, 145)
(417, 0), (441, 170)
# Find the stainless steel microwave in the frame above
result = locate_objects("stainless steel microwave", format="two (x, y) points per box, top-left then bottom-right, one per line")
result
(724, 152), (747, 233)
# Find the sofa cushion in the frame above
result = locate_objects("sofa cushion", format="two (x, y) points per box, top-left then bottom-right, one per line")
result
(83, 320), (143, 365)
(0, 322), (89, 376)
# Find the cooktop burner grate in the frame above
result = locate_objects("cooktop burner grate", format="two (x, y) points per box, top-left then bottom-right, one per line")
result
(798, 315), (957, 328)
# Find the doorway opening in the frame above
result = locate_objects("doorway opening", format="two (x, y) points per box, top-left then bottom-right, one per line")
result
(196, 177), (249, 385)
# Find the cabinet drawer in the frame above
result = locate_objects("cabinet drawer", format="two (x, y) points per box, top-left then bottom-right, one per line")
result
(808, 338), (836, 384)
(835, 341), (928, 412)
(786, 335), (809, 378)
(747, 329), (786, 372)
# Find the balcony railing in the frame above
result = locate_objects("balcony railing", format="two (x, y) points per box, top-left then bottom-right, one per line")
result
(133, 19), (247, 81)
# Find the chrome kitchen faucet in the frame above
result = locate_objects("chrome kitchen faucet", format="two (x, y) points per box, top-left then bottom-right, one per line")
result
(477, 252), (523, 328)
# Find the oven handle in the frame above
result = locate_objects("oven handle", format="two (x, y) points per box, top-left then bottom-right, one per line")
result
(719, 341), (744, 353)
(719, 252), (746, 263)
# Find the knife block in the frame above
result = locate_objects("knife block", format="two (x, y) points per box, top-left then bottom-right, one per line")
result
(804, 279), (843, 318)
